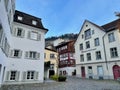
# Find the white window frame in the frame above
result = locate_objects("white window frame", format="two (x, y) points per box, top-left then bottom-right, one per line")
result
(85, 29), (91, 40)
(96, 51), (101, 60)
(27, 71), (35, 80)
(25, 51), (40, 60)
(110, 47), (118, 58)
(79, 43), (83, 50)
(86, 41), (90, 49)
(108, 33), (115, 42)
(87, 53), (91, 61)
(0, 26), (3, 47)
(10, 49), (22, 58)
(12, 27), (25, 38)
(6, 71), (20, 81)
(17, 16), (23, 21)
(32, 20), (37, 25)
(28, 31), (41, 41)
(80, 54), (84, 62)
(94, 38), (100, 46)
(10, 71), (17, 81)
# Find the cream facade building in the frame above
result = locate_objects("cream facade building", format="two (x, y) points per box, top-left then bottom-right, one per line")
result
(44, 48), (58, 79)
(75, 19), (120, 80)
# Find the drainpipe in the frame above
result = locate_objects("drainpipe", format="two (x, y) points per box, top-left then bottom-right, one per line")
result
(102, 33), (110, 79)
(102, 34), (108, 70)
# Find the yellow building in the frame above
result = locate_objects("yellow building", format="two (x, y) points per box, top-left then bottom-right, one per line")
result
(44, 48), (58, 79)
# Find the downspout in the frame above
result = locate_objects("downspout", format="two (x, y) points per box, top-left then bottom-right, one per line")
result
(102, 34), (108, 70)
(102, 33), (110, 79)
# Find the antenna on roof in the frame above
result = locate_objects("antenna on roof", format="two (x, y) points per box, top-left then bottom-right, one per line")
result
(115, 12), (120, 18)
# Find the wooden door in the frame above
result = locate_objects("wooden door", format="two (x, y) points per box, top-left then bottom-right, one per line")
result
(113, 65), (120, 80)
(81, 67), (86, 78)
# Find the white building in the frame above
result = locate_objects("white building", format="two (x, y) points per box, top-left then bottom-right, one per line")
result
(0, 0), (15, 86)
(75, 19), (120, 80)
(2, 10), (48, 84)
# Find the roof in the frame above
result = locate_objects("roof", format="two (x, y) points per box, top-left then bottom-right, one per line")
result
(101, 19), (120, 32)
(14, 10), (48, 31)
(45, 48), (57, 52)
(56, 40), (75, 48)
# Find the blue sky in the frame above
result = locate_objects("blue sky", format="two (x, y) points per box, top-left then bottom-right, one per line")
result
(16, 0), (120, 38)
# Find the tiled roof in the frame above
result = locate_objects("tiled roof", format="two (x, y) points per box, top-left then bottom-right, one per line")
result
(14, 10), (48, 31)
(101, 19), (120, 32)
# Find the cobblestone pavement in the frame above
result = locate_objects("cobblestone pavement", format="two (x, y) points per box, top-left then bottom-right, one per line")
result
(1, 77), (120, 90)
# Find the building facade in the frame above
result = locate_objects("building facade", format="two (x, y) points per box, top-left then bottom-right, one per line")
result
(75, 19), (120, 80)
(56, 41), (76, 76)
(2, 10), (48, 84)
(44, 48), (58, 79)
(0, 0), (15, 86)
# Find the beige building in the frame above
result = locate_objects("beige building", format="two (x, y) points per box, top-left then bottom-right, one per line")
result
(75, 19), (120, 80)
(44, 48), (58, 79)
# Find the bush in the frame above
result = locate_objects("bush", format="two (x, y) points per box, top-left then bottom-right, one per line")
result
(50, 75), (59, 81)
(50, 75), (67, 82)
(58, 76), (66, 82)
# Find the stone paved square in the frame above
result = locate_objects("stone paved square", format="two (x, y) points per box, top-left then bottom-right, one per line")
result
(1, 77), (120, 90)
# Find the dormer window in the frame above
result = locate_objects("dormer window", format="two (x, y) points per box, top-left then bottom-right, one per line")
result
(17, 16), (23, 21)
(32, 20), (37, 25)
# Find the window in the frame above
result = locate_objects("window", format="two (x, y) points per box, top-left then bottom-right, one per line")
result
(10, 71), (17, 80)
(86, 41), (90, 49)
(17, 16), (23, 21)
(50, 54), (55, 59)
(10, 49), (22, 58)
(96, 51), (101, 60)
(50, 64), (54, 69)
(28, 31), (41, 41)
(88, 66), (93, 79)
(25, 51), (40, 60)
(82, 34), (84, 39)
(12, 27), (25, 38)
(4, 0), (9, 11)
(32, 20), (37, 25)
(79, 43), (83, 50)
(110, 47), (118, 58)
(92, 30), (94, 34)
(108, 33), (115, 42)
(16, 28), (23, 37)
(27, 71), (35, 80)
(0, 26), (3, 47)
(80, 54), (84, 62)
(44, 53), (46, 58)
(87, 53), (91, 61)
(3, 38), (10, 56)
(94, 38), (100, 46)
(85, 29), (91, 40)
(29, 51), (37, 59)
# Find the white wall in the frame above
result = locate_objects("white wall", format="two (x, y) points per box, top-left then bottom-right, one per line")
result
(0, 0), (15, 86)
(4, 22), (46, 83)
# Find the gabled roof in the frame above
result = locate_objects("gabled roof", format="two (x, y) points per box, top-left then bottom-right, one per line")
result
(45, 48), (57, 52)
(56, 40), (75, 48)
(75, 19), (120, 45)
(14, 10), (48, 31)
(101, 19), (120, 32)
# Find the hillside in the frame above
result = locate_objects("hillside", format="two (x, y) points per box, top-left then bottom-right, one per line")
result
(45, 33), (78, 41)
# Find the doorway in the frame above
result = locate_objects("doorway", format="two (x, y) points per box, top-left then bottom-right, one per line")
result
(113, 65), (120, 80)
(81, 66), (86, 78)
